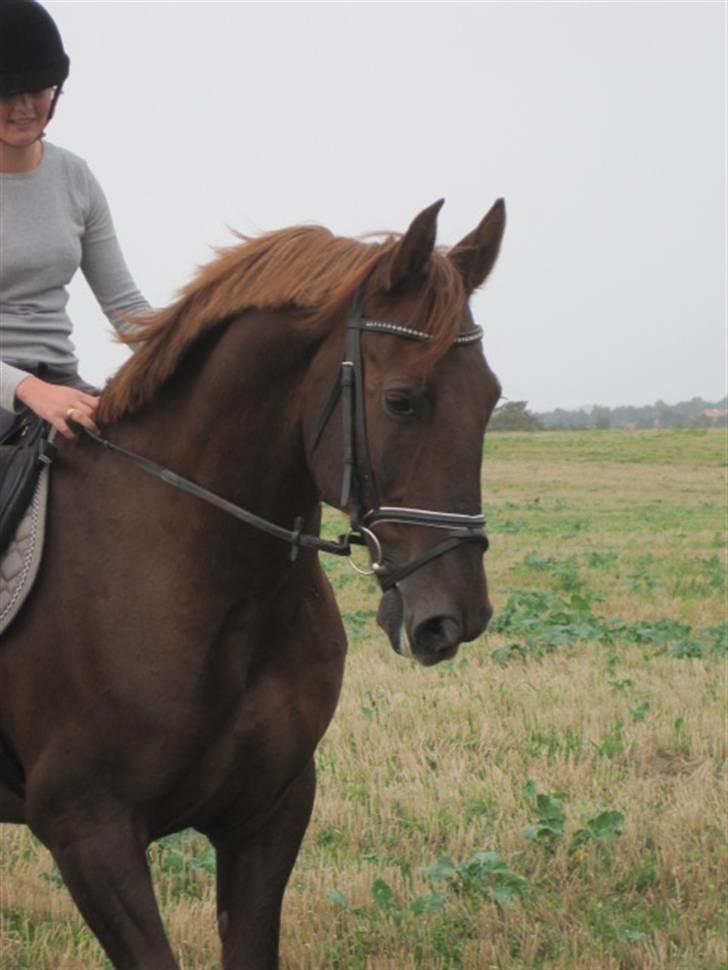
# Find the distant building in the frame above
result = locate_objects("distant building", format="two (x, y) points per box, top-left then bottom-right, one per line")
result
(702, 409), (728, 422)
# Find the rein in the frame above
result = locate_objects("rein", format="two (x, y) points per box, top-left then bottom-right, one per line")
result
(81, 289), (489, 589)
(80, 426), (351, 562)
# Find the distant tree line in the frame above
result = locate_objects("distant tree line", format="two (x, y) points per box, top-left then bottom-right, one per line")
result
(488, 396), (728, 431)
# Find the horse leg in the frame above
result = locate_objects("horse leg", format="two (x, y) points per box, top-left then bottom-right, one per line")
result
(29, 806), (179, 970)
(207, 760), (316, 970)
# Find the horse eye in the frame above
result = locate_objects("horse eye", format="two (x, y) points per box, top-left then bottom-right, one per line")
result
(384, 390), (417, 418)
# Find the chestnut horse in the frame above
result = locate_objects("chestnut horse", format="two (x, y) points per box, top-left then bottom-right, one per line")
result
(0, 198), (505, 969)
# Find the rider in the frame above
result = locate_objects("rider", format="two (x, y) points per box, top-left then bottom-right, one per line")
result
(0, 0), (149, 442)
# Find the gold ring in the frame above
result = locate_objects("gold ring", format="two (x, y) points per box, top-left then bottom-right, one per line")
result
(66, 407), (78, 420)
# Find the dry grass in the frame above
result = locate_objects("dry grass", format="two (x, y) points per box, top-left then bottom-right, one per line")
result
(1, 429), (725, 969)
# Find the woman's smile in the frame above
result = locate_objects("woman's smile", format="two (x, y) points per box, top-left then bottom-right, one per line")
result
(0, 89), (52, 160)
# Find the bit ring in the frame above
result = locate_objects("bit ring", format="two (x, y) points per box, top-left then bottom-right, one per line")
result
(347, 526), (384, 577)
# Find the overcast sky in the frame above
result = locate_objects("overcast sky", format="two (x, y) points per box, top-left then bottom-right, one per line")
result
(46, 0), (725, 411)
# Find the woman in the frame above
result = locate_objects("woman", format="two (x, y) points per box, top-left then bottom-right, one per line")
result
(0, 0), (149, 442)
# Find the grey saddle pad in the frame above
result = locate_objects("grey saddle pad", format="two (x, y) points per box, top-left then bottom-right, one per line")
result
(0, 466), (50, 637)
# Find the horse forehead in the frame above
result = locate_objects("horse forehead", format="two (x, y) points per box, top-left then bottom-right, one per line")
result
(360, 299), (476, 368)
(367, 336), (493, 402)
(366, 282), (470, 326)
(440, 343), (494, 388)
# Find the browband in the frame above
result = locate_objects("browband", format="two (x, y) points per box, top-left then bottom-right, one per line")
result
(353, 319), (483, 344)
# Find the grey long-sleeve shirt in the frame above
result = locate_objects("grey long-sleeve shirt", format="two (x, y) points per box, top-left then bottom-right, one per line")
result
(0, 141), (149, 412)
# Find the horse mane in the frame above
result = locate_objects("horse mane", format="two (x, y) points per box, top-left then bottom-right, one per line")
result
(98, 225), (466, 424)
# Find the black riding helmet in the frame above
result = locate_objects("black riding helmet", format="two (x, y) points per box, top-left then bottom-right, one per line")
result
(0, 0), (69, 97)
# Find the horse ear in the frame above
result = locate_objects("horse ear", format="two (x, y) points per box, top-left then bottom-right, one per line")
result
(383, 198), (444, 291)
(449, 198), (506, 294)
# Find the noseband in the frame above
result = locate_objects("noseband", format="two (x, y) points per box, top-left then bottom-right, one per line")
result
(81, 287), (489, 590)
(308, 286), (489, 591)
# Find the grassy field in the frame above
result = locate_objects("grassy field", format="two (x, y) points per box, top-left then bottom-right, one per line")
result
(1, 429), (726, 969)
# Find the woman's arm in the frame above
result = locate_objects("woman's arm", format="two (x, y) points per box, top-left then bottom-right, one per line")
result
(80, 164), (151, 337)
(0, 361), (30, 414)
(1, 165), (149, 436)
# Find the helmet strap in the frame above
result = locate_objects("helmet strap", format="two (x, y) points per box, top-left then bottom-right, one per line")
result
(47, 84), (63, 123)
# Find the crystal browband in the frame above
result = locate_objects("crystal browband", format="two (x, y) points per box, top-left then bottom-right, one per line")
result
(358, 320), (483, 344)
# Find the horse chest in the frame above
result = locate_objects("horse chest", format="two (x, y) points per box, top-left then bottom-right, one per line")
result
(165, 612), (346, 821)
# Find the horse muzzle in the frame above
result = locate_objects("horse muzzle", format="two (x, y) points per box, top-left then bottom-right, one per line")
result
(376, 584), (492, 667)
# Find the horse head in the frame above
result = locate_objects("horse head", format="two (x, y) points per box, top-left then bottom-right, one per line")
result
(307, 199), (505, 666)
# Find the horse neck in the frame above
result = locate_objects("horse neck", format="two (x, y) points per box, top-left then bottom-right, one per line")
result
(121, 312), (321, 545)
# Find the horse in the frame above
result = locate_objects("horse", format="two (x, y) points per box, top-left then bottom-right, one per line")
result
(0, 198), (505, 970)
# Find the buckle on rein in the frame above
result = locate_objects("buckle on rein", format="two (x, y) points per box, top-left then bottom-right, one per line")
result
(289, 517), (384, 577)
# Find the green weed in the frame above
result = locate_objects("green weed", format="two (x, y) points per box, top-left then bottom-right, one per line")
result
(522, 782), (625, 865)
(490, 590), (727, 660)
(424, 852), (529, 907)
(522, 782), (567, 852)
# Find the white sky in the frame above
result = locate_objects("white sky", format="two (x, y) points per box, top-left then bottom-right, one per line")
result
(47, 0), (726, 411)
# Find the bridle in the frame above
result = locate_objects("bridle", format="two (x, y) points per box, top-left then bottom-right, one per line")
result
(308, 285), (489, 590)
(81, 286), (489, 590)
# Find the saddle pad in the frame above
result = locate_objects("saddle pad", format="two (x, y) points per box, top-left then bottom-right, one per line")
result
(0, 466), (49, 637)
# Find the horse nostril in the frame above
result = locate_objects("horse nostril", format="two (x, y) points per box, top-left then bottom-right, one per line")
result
(413, 615), (463, 657)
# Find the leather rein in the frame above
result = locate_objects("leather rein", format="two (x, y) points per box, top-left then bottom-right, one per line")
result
(81, 288), (489, 591)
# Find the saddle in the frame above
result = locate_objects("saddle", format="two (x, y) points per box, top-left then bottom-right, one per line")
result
(0, 414), (55, 639)
(0, 414), (56, 795)
(0, 413), (55, 556)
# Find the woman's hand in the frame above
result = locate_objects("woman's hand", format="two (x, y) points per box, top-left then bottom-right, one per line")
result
(15, 376), (100, 440)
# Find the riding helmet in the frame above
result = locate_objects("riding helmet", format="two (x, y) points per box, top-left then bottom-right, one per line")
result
(0, 0), (70, 97)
